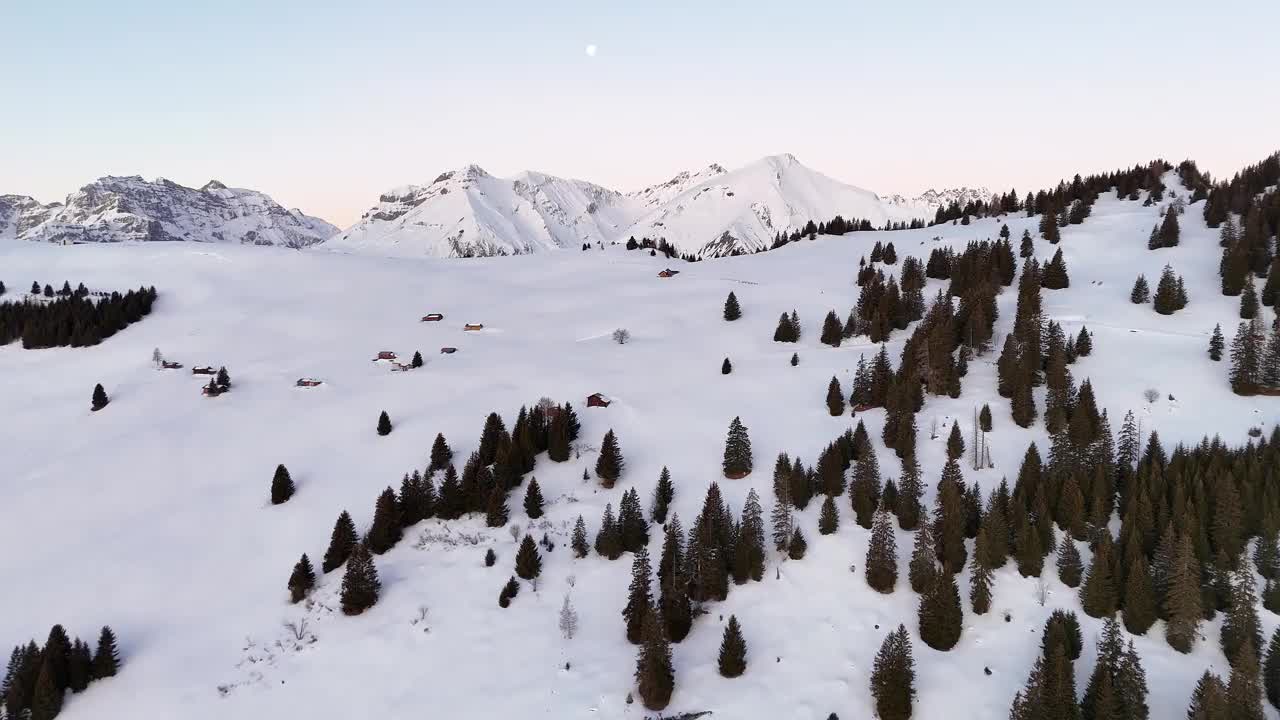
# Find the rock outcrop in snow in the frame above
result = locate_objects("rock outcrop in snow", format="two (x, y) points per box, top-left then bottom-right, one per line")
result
(10, 177), (337, 248)
(327, 155), (954, 259)
(0, 195), (60, 240)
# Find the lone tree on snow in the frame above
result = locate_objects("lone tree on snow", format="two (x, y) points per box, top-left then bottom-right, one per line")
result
(287, 553), (316, 603)
(270, 464), (295, 504)
(91, 383), (109, 411)
(595, 430), (625, 487)
(723, 291), (742, 321)
(377, 410), (393, 436)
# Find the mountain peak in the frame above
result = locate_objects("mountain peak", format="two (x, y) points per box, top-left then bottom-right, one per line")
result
(201, 180), (228, 192)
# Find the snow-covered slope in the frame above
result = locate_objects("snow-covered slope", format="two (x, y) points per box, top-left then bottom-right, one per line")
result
(325, 165), (637, 258)
(2, 170), (1275, 720)
(0, 194), (60, 240)
(16, 176), (337, 247)
(326, 155), (947, 259)
(884, 187), (993, 219)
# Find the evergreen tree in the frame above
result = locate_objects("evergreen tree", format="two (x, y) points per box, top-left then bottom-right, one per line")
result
(821, 310), (843, 347)
(1264, 627), (1280, 711)
(484, 484), (509, 528)
(216, 366), (231, 390)
(788, 527), (807, 560)
(1222, 567), (1264, 669)
(979, 404), (992, 433)
(1042, 609), (1084, 660)
(1230, 319), (1265, 394)
(515, 534), (542, 581)
(1241, 280), (1260, 319)
(1227, 638), (1265, 720)
(1153, 265), (1182, 315)
(1057, 537), (1083, 588)
(29, 659), (61, 720)
(1041, 248), (1070, 289)
(723, 416), (753, 478)
(411, 350), (423, 368)
(946, 421), (965, 460)
(340, 543), (380, 614)
(1081, 535), (1118, 617)
(717, 616), (748, 678)
(595, 504), (622, 560)
(285, 551), (317, 603)
(1187, 671), (1230, 720)
(818, 495), (839, 535)
(918, 571), (963, 651)
(428, 433), (453, 471)
(1165, 533), (1203, 653)
(1159, 208), (1180, 247)
(826, 376), (845, 416)
(571, 515), (590, 558)
(596, 430), (625, 487)
(773, 312), (799, 343)
(1209, 324), (1226, 361)
(322, 511), (359, 572)
(721, 356), (732, 374)
(618, 488), (650, 553)
(1020, 229), (1034, 258)
(1130, 275), (1151, 304)
(790, 352), (799, 366)
(90, 627), (119, 680)
(523, 477), (545, 519)
(66, 640), (91, 693)
(897, 456), (924, 530)
(622, 547), (653, 644)
(635, 605), (674, 711)
(970, 548), (993, 614)
(652, 466), (675, 523)
(365, 487), (403, 555)
(270, 464), (295, 505)
(869, 625), (916, 720)
(376, 410), (393, 436)
(1123, 554), (1156, 635)
(91, 383), (109, 411)
(909, 526), (937, 593)
(866, 509), (898, 593)
(723, 291), (742, 321)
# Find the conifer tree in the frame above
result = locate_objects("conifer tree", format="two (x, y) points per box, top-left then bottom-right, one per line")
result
(1230, 319), (1265, 394)
(1041, 249), (1070, 289)
(340, 543), (380, 614)
(595, 504), (622, 560)
(287, 553), (316, 603)
(270, 464), (295, 505)
(817, 495), (839, 535)
(1227, 638), (1265, 720)
(909, 527), (936, 593)
(1209, 323), (1226, 361)
(1153, 265), (1182, 314)
(720, 356), (733, 375)
(376, 410), (393, 436)
(523, 477), (545, 519)
(918, 571), (963, 651)
(1264, 627), (1280, 711)
(1241, 280), (1260, 319)
(1020, 228), (1035, 257)
(428, 433), (453, 471)
(595, 429), (625, 487)
(866, 509), (898, 593)
(1165, 533), (1203, 653)
(652, 466), (675, 523)
(773, 312), (798, 342)
(91, 383), (109, 411)
(216, 366), (231, 390)
(322, 510), (359, 572)
(825, 376), (844, 416)
(1056, 537), (1083, 588)
(946, 421), (965, 460)
(723, 291), (742, 321)
(515, 534), (542, 581)
(970, 550), (993, 615)
(66, 640), (91, 693)
(1159, 208), (1180, 247)
(788, 527), (807, 560)
(411, 350), (423, 368)
(365, 487), (404, 555)
(618, 488), (650, 553)
(820, 310), (843, 347)
(29, 659), (61, 720)
(571, 515), (590, 558)
(1122, 553), (1156, 635)
(718, 616), (748, 678)
(790, 352), (799, 366)
(623, 547), (653, 644)
(1130, 274), (1150, 304)
(869, 625), (916, 720)
(1187, 670), (1230, 720)
(1042, 609), (1083, 661)
(484, 483), (509, 528)
(635, 604), (674, 711)
(978, 404), (992, 433)
(1222, 568), (1264, 669)
(722, 416), (753, 478)
(897, 455), (924, 530)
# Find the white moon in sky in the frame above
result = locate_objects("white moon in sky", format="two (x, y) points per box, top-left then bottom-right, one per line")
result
(585, 44), (598, 57)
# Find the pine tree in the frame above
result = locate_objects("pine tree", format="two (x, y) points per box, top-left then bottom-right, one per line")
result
(652, 466), (675, 523)
(1165, 533), (1203, 653)
(1081, 536), (1118, 617)
(970, 549), (993, 614)
(790, 352), (799, 366)
(1042, 609), (1083, 660)
(515, 534), (542, 581)
(596, 430), (625, 487)
(485, 484), (509, 528)
(717, 616), (748, 678)
(1187, 670), (1230, 720)
(826, 376), (845, 416)
(918, 571), (963, 651)
(1159, 208), (1180, 247)
(978, 404), (993, 433)
(722, 416), (753, 478)
(635, 605), (674, 711)
(1123, 553), (1156, 635)
(1020, 228), (1034, 257)
(821, 310), (843, 347)
(720, 356), (732, 375)
(595, 504), (622, 559)
(897, 456), (924, 530)
(216, 366), (231, 390)
(623, 547), (653, 644)
(411, 350), (423, 368)
(340, 543), (380, 615)
(270, 464), (295, 505)
(322, 511), (359, 572)
(1222, 567), (1264, 669)
(91, 383), (109, 411)
(29, 659), (62, 720)
(1057, 537), (1083, 588)
(428, 433), (453, 471)
(1153, 265), (1182, 315)
(91, 626), (119, 679)
(1230, 319), (1265, 394)
(1264, 627), (1280, 711)
(946, 421), (965, 460)
(376, 410), (393, 436)
(1209, 324), (1226, 361)
(818, 496), (839, 535)
(365, 487), (403, 554)
(1130, 275), (1150, 304)
(571, 515), (590, 558)
(618, 488), (650, 553)
(909, 526), (937, 593)
(279, 553), (316, 606)
(788, 527), (807, 560)
(1241, 280), (1260, 319)
(66, 640), (91, 693)
(773, 312), (798, 342)
(723, 291), (742, 321)
(866, 509), (898, 593)
(1227, 637), (1265, 720)
(869, 625), (916, 720)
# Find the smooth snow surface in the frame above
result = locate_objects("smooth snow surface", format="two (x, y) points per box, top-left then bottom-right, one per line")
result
(1, 175), (1277, 720)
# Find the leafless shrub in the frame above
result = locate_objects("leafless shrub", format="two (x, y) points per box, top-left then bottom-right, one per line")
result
(612, 328), (631, 345)
(1143, 388), (1159, 404)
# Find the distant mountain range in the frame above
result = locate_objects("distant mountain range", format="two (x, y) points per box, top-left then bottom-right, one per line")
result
(2, 158), (987, 258)
(0, 176), (337, 248)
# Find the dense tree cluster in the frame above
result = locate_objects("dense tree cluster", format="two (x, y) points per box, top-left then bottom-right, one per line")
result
(3, 624), (121, 719)
(0, 284), (156, 348)
(1229, 317), (1280, 395)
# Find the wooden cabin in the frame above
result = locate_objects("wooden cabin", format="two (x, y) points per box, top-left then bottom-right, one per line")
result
(296, 378), (323, 387)
(202, 382), (223, 397)
(464, 323), (484, 331)
(440, 347), (458, 354)
(658, 269), (680, 278)
(421, 313), (445, 322)
(851, 403), (873, 414)
(374, 351), (398, 361)
(192, 366), (216, 375)
(587, 393), (611, 408)
(161, 360), (184, 370)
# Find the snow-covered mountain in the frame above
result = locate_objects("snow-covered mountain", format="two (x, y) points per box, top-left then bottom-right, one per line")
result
(884, 187), (994, 220)
(327, 155), (944, 259)
(0, 194), (60, 240)
(325, 165), (638, 258)
(11, 176), (337, 248)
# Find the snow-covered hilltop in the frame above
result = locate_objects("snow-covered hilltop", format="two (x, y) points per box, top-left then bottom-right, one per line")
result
(9, 176), (337, 248)
(325, 155), (950, 259)
(884, 187), (994, 220)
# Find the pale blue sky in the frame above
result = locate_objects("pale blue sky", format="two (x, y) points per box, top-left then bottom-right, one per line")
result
(2, 0), (1275, 227)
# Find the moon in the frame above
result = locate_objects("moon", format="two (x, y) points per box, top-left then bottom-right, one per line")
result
(585, 44), (598, 58)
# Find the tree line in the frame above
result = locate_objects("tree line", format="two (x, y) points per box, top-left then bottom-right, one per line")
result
(0, 284), (157, 349)
(2, 625), (120, 720)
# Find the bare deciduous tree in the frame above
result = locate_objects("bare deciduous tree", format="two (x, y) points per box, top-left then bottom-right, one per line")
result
(612, 328), (631, 345)
(559, 594), (579, 640)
